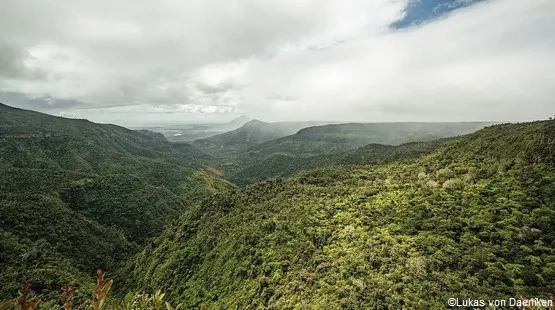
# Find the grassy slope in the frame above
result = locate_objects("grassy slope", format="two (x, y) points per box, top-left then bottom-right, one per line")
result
(0, 103), (232, 299)
(122, 120), (555, 309)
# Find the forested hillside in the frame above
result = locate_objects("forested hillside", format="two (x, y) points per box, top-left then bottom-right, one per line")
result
(0, 103), (231, 300)
(1, 102), (553, 309)
(230, 139), (449, 185)
(225, 122), (490, 185)
(247, 122), (488, 157)
(191, 120), (336, 158)
(122, 120), (555, 309)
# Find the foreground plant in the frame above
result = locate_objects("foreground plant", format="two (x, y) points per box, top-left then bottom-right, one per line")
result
(0, 271), (188, 310)
(0, 285), (40, 310)
(93, 270), (113, 310)
(60, 285), (74, 310)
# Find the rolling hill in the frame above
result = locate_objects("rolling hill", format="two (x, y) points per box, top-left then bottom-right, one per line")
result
(0, 103), (232, 300)
(245, 122), (492, 158)
(191, 119), (337, 158)
(227, 122), (492, 184)
(121, 119), (555, 308)
(230, 139), (449, 185)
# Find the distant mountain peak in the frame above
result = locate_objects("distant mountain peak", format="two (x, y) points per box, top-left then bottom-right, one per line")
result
(234, 115), (252, 122)
(244, 119), (266, 126)
(224, 115), (252, 126)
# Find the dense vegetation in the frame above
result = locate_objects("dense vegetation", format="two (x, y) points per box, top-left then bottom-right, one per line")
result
(0, 270), (185, 310)
(0, 103), (231, 301)
(225, 122), (490, 185)
(2, 102), (554, 308)
(247, 122), (488, 157)
(122, 120), (555, 308)
(229, 139), (448, 185)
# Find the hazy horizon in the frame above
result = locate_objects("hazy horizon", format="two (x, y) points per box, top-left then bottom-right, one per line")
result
(0, 102), (523, 128)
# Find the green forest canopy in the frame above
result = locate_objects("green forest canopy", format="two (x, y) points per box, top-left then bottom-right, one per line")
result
(1, 102), (554, 309)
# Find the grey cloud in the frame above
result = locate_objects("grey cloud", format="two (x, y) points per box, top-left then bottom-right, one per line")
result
(0, 0), (553, 124)
(0, 91), (83, 111)
(0, 42), (27, 78)
(266, 94), (297, 101)
(195, 82), (239, 95)
(0, 41), (46, 80)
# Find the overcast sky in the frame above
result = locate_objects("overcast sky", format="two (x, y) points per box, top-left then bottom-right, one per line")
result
(0, 0), (554, 126)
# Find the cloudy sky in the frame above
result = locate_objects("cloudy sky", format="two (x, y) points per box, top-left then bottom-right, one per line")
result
(0, 0), (554, 126)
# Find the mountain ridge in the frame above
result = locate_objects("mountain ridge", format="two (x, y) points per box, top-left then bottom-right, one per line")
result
(0, 102), (232, 300)
(224, 121), (494, 184)
(191, 119), (336, 158)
